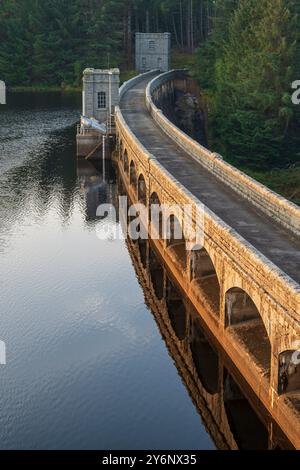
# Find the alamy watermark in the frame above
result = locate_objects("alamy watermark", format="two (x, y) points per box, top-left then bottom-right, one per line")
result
(0, 81), (5, 105)
(291, 340), (300, 365)
(291, 80), (300, 105)
(0, 341), (6, 365)
(95, 196), (205, 250)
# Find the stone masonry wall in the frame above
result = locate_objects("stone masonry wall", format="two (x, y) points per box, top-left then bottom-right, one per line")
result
(135, 33), (171, 73)
(146, 70), (300, 238)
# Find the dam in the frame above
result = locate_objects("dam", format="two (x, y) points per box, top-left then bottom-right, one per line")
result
(110, 70), (300, 448)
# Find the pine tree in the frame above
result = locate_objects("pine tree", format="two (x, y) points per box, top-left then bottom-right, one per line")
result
(0, 0), (33, 85)
(204, 0), (298, 168)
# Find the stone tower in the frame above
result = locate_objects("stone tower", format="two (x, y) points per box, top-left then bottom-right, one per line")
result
(135, 33), (171, 73)
(82, 68), (120, 124)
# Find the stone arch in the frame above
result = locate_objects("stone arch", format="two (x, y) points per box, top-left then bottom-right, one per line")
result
(223, 370), (269, 450)
(165, 214), (187, 271)
(149, 247), (164, 300)
(149, 191), (161, 209)
(225, 287), (271, 381)
(149, 192), (163, 239)
(119, 141), (123, 161)
(223, 275), (271, 333)
(166, 213), (184, 246)
(190, 319), (219, 395)
(166, 278), (187, 341)
(129, 160), (137, 187)
(124, 150), (129, 173)
(190, 247), (221, 317)
(278, 350), (300, 395)
(118, 174), (126, 197)
(138, 174), (147, 205)
(225, 287), (262, 327)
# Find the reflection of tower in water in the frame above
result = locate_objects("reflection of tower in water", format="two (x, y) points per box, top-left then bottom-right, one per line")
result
(77, 158), (118, 221)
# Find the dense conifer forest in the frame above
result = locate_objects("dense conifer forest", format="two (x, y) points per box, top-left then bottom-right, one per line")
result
(1, 0), (300, 194)
(0, 0), (214, 85)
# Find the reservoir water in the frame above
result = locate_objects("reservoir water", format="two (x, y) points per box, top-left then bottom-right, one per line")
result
(0, 92), (215, 450)
(0, 92), (292, 450)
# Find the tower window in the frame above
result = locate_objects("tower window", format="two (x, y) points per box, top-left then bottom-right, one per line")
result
(98, 91), (106, 109)
(149, 40), (155, 50)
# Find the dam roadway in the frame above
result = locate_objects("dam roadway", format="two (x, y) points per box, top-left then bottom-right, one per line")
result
(120, 73), (300, 285)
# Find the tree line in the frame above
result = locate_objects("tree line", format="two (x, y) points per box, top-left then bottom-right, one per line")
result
(1, 0), (299, 169)
(193, 0), (300, 169)
(0, 0), (213, 86)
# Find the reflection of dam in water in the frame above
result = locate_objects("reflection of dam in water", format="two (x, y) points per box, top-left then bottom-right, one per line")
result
(127, 237), (293, 450)
(114, 128), (300, 448)
(114, 159), (296, 450)
(77, 157), (294, 449)
(114, 70), (300, 449)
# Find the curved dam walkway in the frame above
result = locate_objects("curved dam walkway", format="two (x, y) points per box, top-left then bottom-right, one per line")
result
(120, 73), (300, 286)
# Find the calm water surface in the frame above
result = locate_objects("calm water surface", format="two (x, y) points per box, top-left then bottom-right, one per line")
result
(0, 92), (215, 450)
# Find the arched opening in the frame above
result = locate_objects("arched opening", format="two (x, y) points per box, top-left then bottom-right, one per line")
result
(166, 214), (187, 271)
(166, 278), (186, 341)
(223, 371), (269, 450)
(149, 192), (163, 239)
(138, 238), (147, 268)
(190, 248), (220, 316)
(278, 350), (300, 395)
(149, 247), (164, 300)
(225, 288), (261, 327)
(129, 160), (137, 188)
(138, 174), (147, 205)
(124, 151), (129, 173)
(190, 319), (219, 395)
(225, 288), (271, 381)
(119, 141), (123, 160)
(118, 175), (126, 197)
